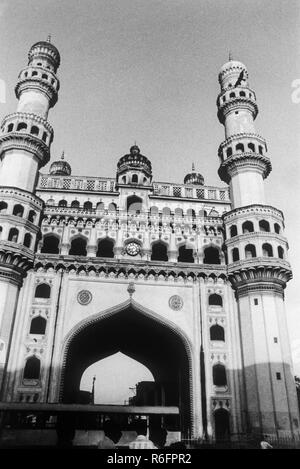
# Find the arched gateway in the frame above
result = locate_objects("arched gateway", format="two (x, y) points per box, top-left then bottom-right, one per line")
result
(59, 300), (194, 437)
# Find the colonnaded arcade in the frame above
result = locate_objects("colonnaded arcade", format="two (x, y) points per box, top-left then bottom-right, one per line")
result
(0, 39), (299, 442)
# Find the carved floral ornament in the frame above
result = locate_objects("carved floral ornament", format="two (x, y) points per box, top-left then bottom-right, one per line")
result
(169, 295), (184, 311)
(77, 289), (93, 305)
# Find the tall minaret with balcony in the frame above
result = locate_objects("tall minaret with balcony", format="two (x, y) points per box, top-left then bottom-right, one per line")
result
(217, 58), (300, 436)
(0, 39), (60, 394)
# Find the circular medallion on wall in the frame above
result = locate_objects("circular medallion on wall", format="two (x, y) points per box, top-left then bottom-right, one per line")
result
(77, 290), (92, 305)
(126, 242), (141, 256)
(169, 295), (184, 311)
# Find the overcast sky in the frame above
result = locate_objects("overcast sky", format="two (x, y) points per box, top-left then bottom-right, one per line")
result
(1, 0), (300, 401)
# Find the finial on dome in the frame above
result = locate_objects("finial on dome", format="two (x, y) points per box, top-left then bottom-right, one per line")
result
(130, 144), (140, 155)
(49, 152), (72, 176)
(47, 34), (51, 43)
(229, 51), (233, 61)
(192, 162), (195, 172)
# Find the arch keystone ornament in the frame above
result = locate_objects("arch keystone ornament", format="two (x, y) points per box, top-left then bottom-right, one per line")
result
(127, 281), (135, 298)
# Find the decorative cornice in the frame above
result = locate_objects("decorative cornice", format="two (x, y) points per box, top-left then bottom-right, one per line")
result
(227, 258), (292, 293)
(1, 112), (53, 134)
(218, 152), (271, 184)
(217, 97), (258, 123)
(0, 241), (34, 269)
(0, 186), (44, 210)
(234, 281), (285, 298)
(34, 254), (228, 282)
(15, 78), (58, 107)
(0, 255), (30, 285)
(0, 132), (50, 167)
(223, 204), (284, 223)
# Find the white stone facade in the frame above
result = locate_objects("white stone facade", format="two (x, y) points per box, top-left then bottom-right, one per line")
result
(0, 41), (298, 441)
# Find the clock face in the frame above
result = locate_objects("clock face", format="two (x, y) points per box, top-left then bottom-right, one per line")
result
(126, 242), (141, 256)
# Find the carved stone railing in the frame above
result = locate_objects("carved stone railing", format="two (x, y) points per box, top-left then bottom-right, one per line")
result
(37, 175), (116, 192)
(37, 174), (229, 201)
(42, 206), (225, 226)
(152, 182), (229, 201)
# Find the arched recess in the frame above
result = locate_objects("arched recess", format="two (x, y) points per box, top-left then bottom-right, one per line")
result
(151, 241), (168, 261)
(127, 195), (143, 214)
(203, 245), (221, 265)
(41, 234), (60, 254)
(59, 299), (194, 437)
(69, 236), (88, 256)
(96, 238), (114, 258)
(214, 408), (230, 441)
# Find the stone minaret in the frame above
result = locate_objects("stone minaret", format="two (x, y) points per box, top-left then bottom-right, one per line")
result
(0, 39), (60, 395)
(217, 58), (300, 436)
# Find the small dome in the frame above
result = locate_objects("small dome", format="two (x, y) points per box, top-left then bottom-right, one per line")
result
(117, 145), (152, 178)
(184, 165), (204, 186)
(28, 38), (60, 71)
(218, 60), (248, 82)
(49, 151), (71, 176)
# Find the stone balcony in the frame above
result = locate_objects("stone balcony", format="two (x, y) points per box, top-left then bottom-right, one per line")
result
(37, 174), (230, 202)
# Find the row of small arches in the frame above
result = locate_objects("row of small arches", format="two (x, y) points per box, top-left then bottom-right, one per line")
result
(0, 226), (33, 248)
(0, 202), (37, 222)
(47, 198), (219, 218)
(40, 235), (222, 264)
(231, 243), (284, 262)
(229, 220), (281, 237)
(20, 67), (58, 89)
(220, 88), (253, 106)
(5, 121), (50, 144)
(224, 142), (264, 159)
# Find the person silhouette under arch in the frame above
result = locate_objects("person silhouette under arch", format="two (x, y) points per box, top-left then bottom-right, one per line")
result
(98, 419), (122, 449)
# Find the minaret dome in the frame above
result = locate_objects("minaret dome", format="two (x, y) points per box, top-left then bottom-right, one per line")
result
(49, 151), (71, 176)
(218, 59), (249, 92)
(28, 39), (61, 73)
(184, 164), (204, 186)
(116, 145), (152, 186)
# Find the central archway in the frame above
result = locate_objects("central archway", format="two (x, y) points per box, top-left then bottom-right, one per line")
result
(59, 300), (193, 436)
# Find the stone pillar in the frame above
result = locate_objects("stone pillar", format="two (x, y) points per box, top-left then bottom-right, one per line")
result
(0, 268), (23, 396)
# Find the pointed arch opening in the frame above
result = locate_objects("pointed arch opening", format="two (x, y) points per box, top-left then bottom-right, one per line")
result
(35, 283), (51, 299)
(262, 243), (273, 257)
(23, 356), (40, 380)
(13, 204), (24, 217)
(69, 237), (87, 256)
(178, 245), (194, 263)
(210, 325), (225, 342)
(127, 195), (142, 214)
(8, 228), (19, 242)
(96, 238), (114, 258)
(60, 302), (193, 437)
(151, 241), (168, 262)
(30, 316), (47, 335)
(213, 363), (227, 387)
(245, 244), (256, 258)
(41, 234), (60, 254)
(214, 408), (230, 442)
(203, 246), (221, 264)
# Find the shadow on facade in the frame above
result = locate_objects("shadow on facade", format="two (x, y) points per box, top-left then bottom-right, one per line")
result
(0, 346), (299, 447)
